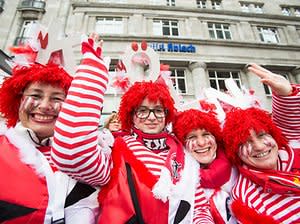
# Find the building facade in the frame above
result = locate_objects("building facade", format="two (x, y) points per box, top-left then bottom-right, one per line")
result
(1, 0), (300, 122)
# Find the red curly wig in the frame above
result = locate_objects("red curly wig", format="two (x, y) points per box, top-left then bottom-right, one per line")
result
(0, 63), (72, 127)
(222, 107), (287, 166)
(173, 109), (222, 145)
(118, 81), (175, 131)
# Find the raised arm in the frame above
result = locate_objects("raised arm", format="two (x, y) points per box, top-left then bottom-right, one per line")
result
(51, 34), (112, 186)
(247, 63), (293, 96)
(247, 63), (300, 142)
(193, 187), (215, 224)
(272, 84), (300, 142)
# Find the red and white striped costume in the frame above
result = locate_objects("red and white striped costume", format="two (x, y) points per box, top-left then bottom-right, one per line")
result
(202, 168), (237, 224)
(193, 187), (216, 223)
(51, 38), (213, 223)
(231, 85), (300, 224)
(0, 122), (99, 224)
(272, 84), (300, 144)
(52, 43), (112, 187)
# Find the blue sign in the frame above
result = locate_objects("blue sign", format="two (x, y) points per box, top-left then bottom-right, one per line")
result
(149, 42), (196, 53)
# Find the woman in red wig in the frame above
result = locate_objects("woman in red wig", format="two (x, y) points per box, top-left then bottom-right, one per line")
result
(52, 38), (214, 223)
(173, 109), (237, 224)
(222, 64), (300, 224)
(0, 38), (107, 223)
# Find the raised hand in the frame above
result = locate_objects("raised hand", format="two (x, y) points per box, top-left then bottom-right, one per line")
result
(81, 32), (103, 58)
(246, 63), (292, 96)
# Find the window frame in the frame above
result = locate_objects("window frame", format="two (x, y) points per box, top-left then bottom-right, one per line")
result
(94, 0), (127, 3)
(257, 27), (280, 43)
(15, 20), (37, 45)
(170, 68), (188, 95)
(153, 19), (179, 36)
(150, 0), (163, 5)
(281, 7), (291, 16)
(208, 70), (242, 92)
(240, 2), (250, 12)
(211, 0), (222, 10)
(208, 22), (232, 40)
(166, 0), (175, 6)
(295, 8), (300, 17)
(95, 17), (124, 35)
(253, 4), (263, 13)
(196, 0), (206, 9)
(20, 20), (36, 38)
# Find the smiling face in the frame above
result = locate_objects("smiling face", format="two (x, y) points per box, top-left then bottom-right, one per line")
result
(238, 129), (279, 170)
(185, 128), (217, 165)
(108, 118), (121, 132)
(18, 82), (66, 141)
(133, 98), (166, 134)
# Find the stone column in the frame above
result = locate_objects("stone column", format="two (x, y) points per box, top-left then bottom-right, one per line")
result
(188, 62), (207, 96)
(292, 67), (300, 84)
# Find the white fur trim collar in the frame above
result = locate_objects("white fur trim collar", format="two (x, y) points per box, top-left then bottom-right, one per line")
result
(1, 123), (51, 177)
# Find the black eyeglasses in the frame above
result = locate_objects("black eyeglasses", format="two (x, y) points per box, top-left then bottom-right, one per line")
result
(135, 106), (167, 119)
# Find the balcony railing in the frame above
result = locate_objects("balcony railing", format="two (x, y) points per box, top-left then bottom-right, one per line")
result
(18, 0), (46, 11)
(0, 0), (4, 13)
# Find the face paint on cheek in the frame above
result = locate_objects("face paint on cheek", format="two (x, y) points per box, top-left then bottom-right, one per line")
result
(206, 135), (216, 146)
(185, 139), (197, 152)
(52, 102), (62, 113)
(19, 96), (39, 113)
(263, 135), (276, 148)
(239, 142), (252, 158)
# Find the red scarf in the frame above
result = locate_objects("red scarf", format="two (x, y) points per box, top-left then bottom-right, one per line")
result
(132, 127), (170, 152)
(238, 166), (300, 195)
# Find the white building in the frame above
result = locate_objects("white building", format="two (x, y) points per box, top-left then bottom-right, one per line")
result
(1, 0), (300, 122)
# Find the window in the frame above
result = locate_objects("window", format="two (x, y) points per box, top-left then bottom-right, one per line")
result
(280, 6), (300, 17)
(95, 0), (127, 2)
(153, 19), (179, 36)
(170, 68), (187, 94)
(20, 20), (35, 37)
(18, 0), (46, 9)
(294, 8), (300, 17)
(106, 72), (118, 95)
(95, 17), (123, 35)
(253, 4), (263, 13)
(281, 7), (291, 16)
(166, 0), (175, 6)
(208, 23), (231, 40)
(196, 0), (206, 9)
(105, 60), (126, 95)
(211, 0), (221, 10)
(240, 3), (250, 13)
(258, 27), (280, 43)
(263, 73), (288, 96)
(150, 0), (163, 5)
(208, 70), (241, 92)
(15, 20), (36, 45)
(240, 2), (264, 13)
(0, 0), (4, 9)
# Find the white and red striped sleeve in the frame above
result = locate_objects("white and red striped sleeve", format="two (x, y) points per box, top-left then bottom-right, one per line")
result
(193, 186), (215, 224)
(51, 40), (112, 186)
(232, 174), (300, 223)
(272, 84), (300, 142)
